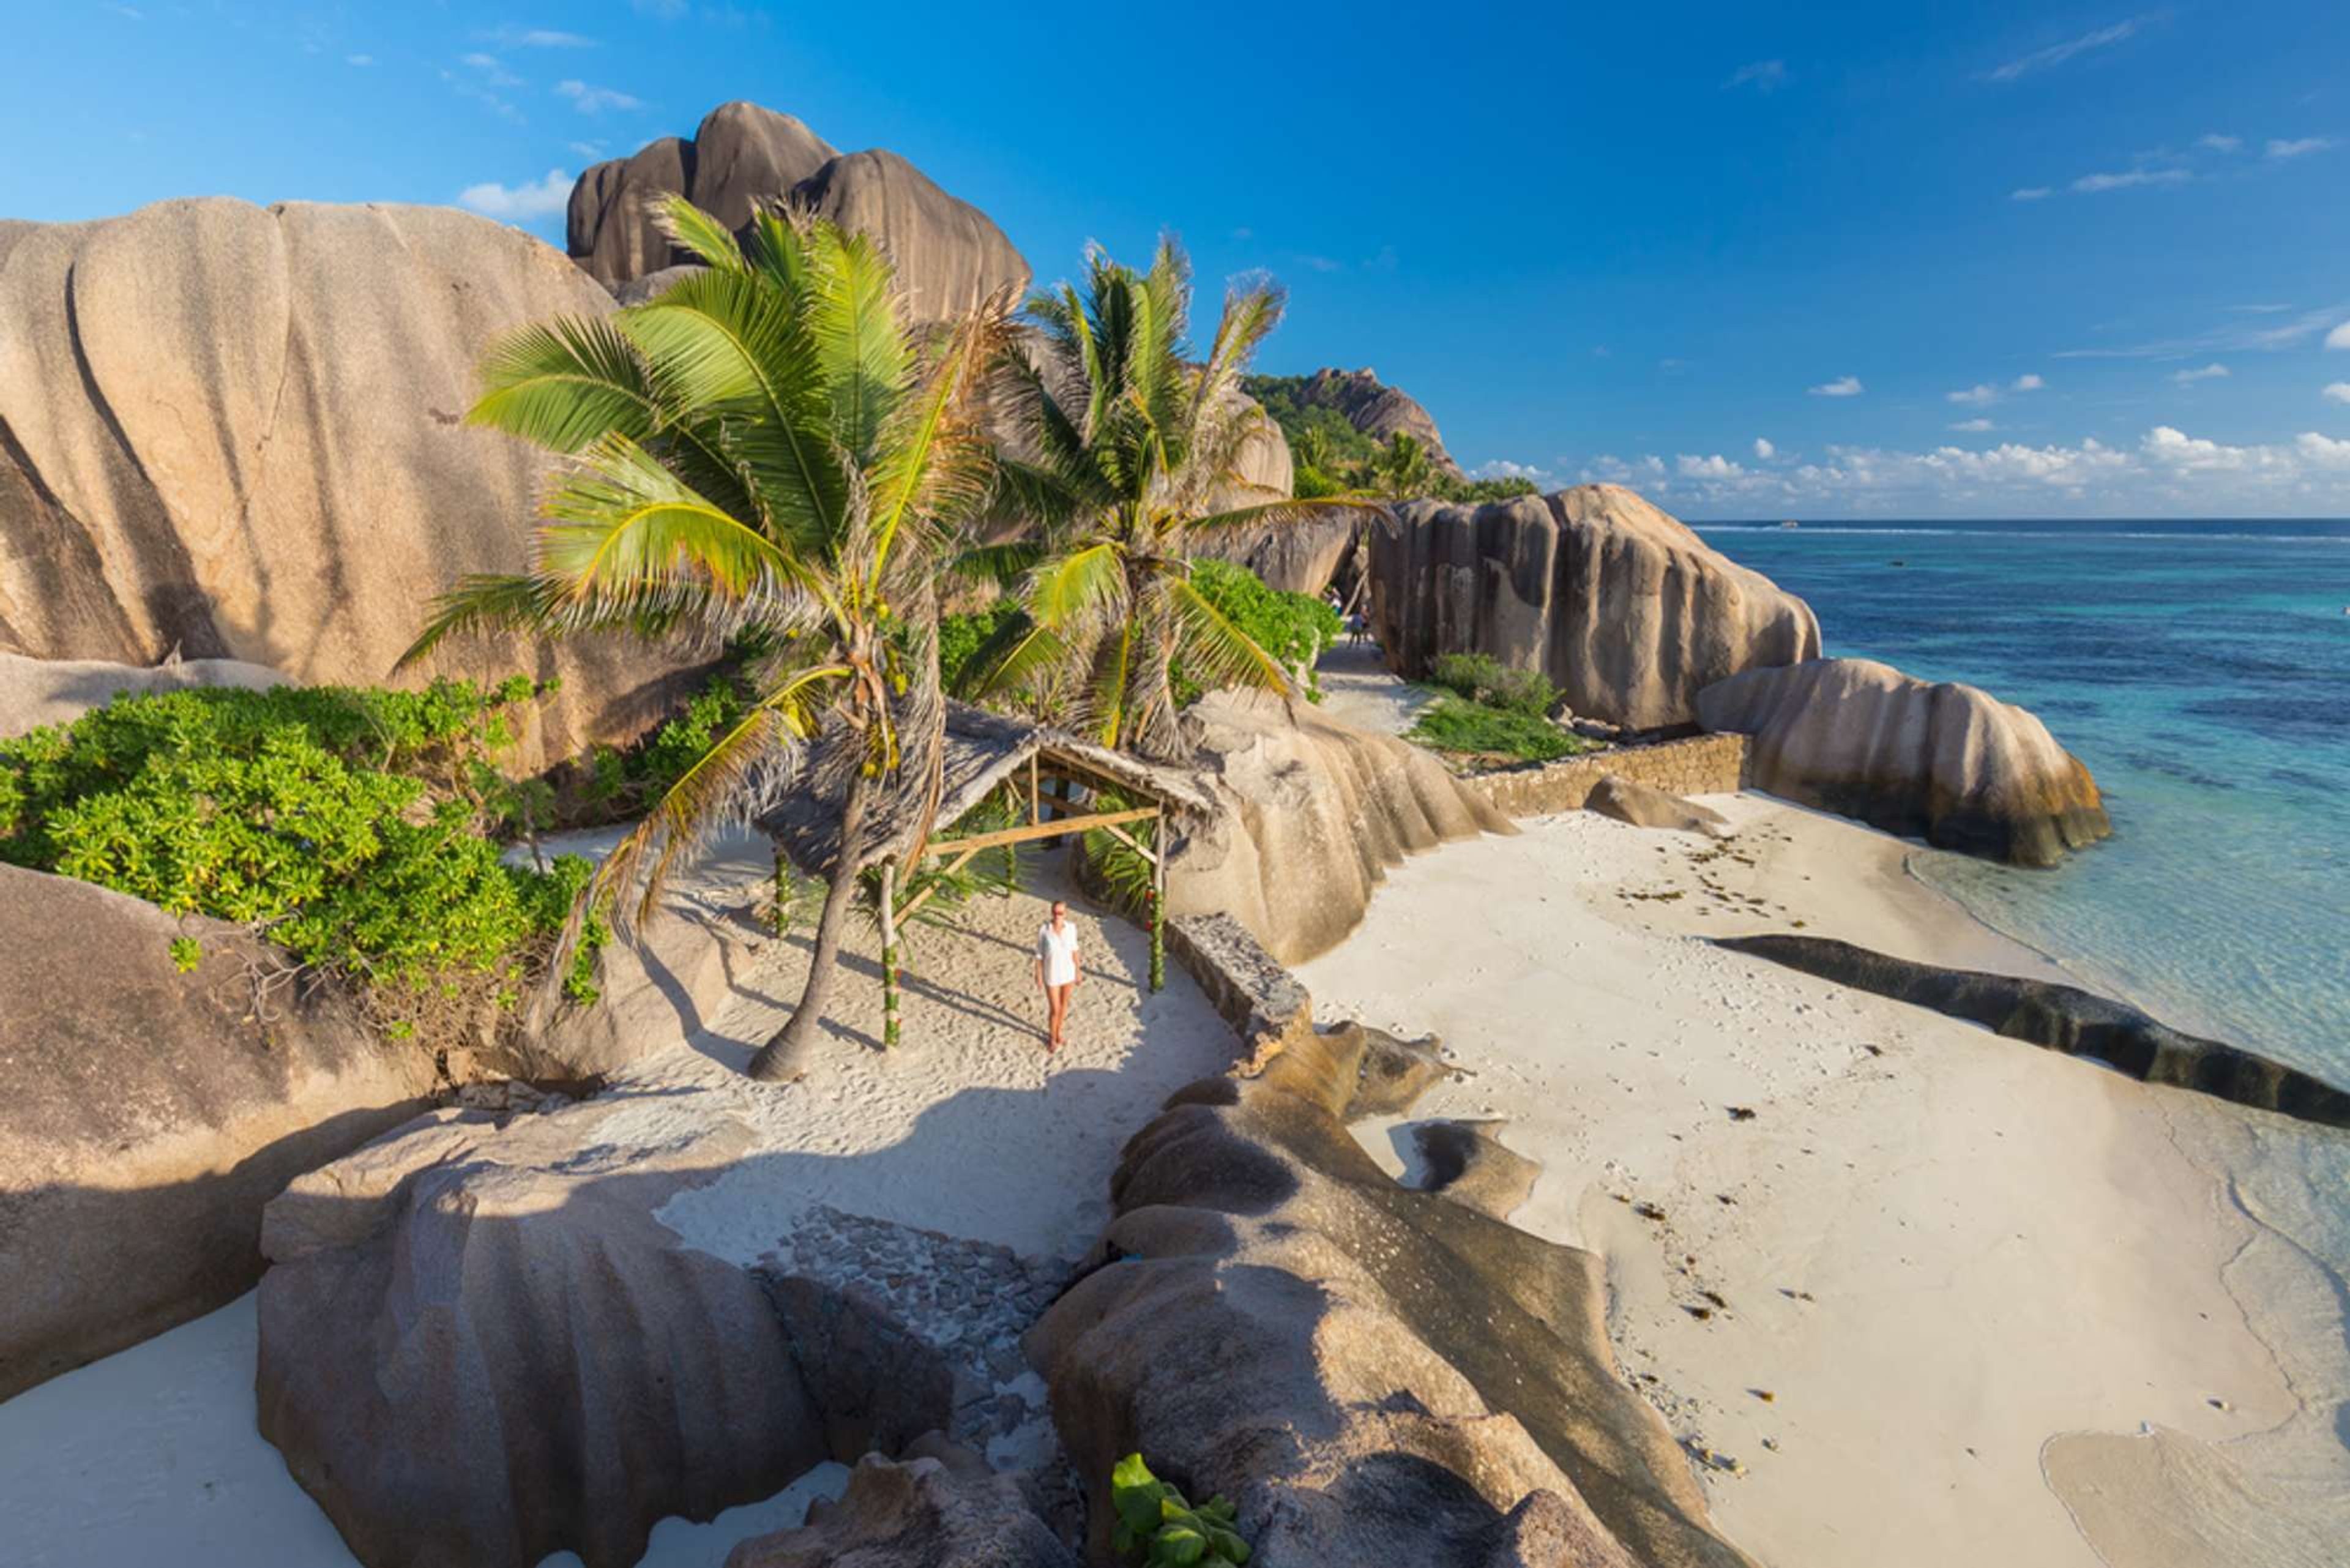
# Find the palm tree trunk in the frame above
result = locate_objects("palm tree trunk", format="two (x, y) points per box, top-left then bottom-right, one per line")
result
(747, 762), (873, 1083)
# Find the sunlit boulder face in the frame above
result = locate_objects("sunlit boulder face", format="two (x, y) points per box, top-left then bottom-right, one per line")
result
(0, 864), (435, 1402)
(1168, 690), (1512, 963)
(567, 102), (1030, 323)
(1696, 657), (2111, 865)
(0, 198), (701, 765)
(1368, 483), (1821, 728)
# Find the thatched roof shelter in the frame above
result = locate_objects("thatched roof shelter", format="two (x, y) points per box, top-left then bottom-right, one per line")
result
(764, 700), (1218, 878)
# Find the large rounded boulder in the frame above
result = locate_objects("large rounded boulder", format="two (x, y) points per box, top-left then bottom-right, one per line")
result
(1695, 657), (2109, 865)
(0, 864), (436, 1400)
(0, 198), (700, 766)
(566, 102), (1029, 323)
(1368, 484), (1821, 728)
(1167, 690), (1512, 963)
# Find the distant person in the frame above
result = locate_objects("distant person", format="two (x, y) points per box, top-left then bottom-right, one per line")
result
(1034, 900), (1082, 1052)
(1348, 608), (1369, 647)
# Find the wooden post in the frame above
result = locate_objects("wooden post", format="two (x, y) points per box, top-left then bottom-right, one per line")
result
(879, 859), (900, 1049)
(1028, 753), (1040, 827)
(772, 845), (790, 936)
(1149, 818), (1168, 994)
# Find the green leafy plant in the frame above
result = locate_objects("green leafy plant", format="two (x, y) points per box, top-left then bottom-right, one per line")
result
(1406, 696), (1591, 764)
(1428, 652), (1559, 717)
(0, 681), (608, 1040)
(1110, 1454), (1250, 1566)
(1171, 561), (1343, 706)
(168, 936), (204, 973)
(1239, 375), (1538, 504)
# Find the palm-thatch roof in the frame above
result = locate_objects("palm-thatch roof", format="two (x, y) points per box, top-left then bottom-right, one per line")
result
(764, 700), (1219, 876)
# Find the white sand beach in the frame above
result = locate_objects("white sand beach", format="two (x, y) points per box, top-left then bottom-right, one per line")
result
(1298, 792), (2349, 1568)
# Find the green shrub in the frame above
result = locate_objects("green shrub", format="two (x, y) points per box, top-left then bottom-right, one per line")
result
(1110, 1454), (1251, 1566)
(938, 600), (1028, 695)
(1427, 652), (1559, 717)
(1406, 696), (1587, 764)
(0, 679), (608, 1032)
(1172, 559), (1343, 706)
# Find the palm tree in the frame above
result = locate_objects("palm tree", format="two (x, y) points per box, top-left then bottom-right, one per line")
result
(1373, 431), (1433, 499)
(401, 196), (1009, 1083)
(967, 237), (1381, 758)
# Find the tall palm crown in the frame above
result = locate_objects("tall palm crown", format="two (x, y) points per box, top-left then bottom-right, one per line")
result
(404, 196), (1007, 1080)
(971, 239), (1370, 758)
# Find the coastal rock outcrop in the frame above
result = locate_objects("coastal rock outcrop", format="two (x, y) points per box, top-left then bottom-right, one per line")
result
(0, 864), (435, 1400)
(1368, 485), (1821, 728)
(1285, 366), (1465, 477)
(567, 102), (1029, 322)
(1168, 689), (1512, 963)
(256, 1099), (943, 1568)
(725, 1438), (1078, 1568)
(1188, 505), (1361, 596)
(1718, 935), (2350, 1129)
(1695, 657), (2109, 865)
(1585, 773), (1731, 838)
(1026, 1020), (1756, 1568)
(0, 197), (703, 766)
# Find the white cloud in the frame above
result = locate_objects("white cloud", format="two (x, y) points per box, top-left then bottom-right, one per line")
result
(1471, 458), (1555, 486)
(2072, 167), (2191, 193)
(2327, 322), (2350, 351)
(556, 80), (643, 114)
(2297, 431), (2350, 468)
(1677, 454), (1748, 480)
(1948, 383), (1997, 406)
(569, 140), (606, 159)
(1725, 59), (1788, 92)
(1986, 18), (2147, 83)
(2170, 363), (2230, 385)
(2198, 133), (2244, 153)
(1809, 375), (1864, 397)
(2267, 137), (2335, 160)
(1753, 438), (1776, 460)
(1949, 417), (1996, 431)
(2013, 373), (2045, 392)
(2324, 383), (2350, 405)
(345, 53), (372, 66)
(2011, 186), (2054, 201)
(489, 27), (597, 48)
(2060, 305), (2349, 360)
(458, 169), (573, 221)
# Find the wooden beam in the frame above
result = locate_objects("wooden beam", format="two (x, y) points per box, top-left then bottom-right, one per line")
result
(917, 805), (1160, 858)
(890, 842), (988, 930)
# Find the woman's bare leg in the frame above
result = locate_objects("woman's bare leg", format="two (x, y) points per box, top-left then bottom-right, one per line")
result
(1046, 983), (1071, 1050)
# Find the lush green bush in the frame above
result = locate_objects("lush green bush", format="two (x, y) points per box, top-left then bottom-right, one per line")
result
(1111, 1454), (1251, 1566)
(575, 672), (755, 821)
(1240, 375), (1539, 504)
(0, 679), (608, 1028)
(938, 600), (1027, 695)
(1406, 696), (1589, 764)
(1173, 559), (1343, 706)
(1428, 652), (1561, 717)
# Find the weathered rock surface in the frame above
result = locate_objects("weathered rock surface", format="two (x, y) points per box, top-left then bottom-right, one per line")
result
(567, 102), (1028, 322)
(1719, 935), (2350, 1129)
(1189, 505), (1361, 595)
(1287, 366), (1465, 477)
(0, 649), (283, 736)
(1695, 657), (2109, 865)
(261, 1101), (862, 1568)
(1370, 485), (1821, 728)
(0, 864), (435, 1400)
(1169, 689), (1512, 963)
(725, 1437), (1078, 1568)
(1026, 1021), (1755, 1568)
(0, 197), (703, 767)
(1585, 773), (1731, 838)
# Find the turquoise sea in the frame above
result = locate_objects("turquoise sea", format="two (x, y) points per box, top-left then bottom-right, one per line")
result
(1697, 518), (2350, 1086)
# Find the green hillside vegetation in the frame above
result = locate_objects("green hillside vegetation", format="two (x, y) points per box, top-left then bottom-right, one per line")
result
(1242, 374), (1540, 504)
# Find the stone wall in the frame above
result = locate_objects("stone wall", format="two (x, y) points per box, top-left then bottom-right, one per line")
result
(1470, 733), (1750, 818)
(1165, 913), (1316, 1070)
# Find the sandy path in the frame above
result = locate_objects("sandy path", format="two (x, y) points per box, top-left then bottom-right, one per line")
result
(1298, 794), (2329, 1568)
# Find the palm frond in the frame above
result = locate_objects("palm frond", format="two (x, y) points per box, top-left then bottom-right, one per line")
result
(1168, 569), (1292, 696)
(802, 220), (909, 464)
(539, 432), (808, 603)
(1027, 541), (1129, 628)
(657, 193), (746, 272)
(468, 316), (662, 454)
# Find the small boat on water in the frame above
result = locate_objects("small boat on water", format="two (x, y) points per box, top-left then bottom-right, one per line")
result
(1778, 519), (1801, 529)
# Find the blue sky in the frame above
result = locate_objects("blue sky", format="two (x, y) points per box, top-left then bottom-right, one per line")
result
(10, 1), (2350, 517)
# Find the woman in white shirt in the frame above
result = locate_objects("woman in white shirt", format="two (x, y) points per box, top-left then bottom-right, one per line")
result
(1033, 900), (1082, 1053)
